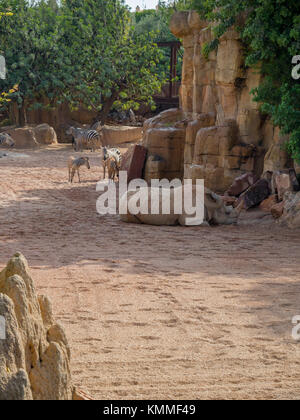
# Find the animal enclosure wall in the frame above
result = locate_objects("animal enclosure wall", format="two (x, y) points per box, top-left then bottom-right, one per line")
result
(142, 11), (295, 193)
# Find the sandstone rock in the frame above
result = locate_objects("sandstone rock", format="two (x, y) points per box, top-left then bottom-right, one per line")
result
(144, 155), (166, 183)
(272, 169), (300, 201)
(260, 195), (278, 212)
(0, 253), (73, 400)
(216, 37), (244, 85)
(143, 108), (183, 131)
(263, 134), (293, 173)
(169, 11), (190, 38)
(4, 127), (39, 148)
(0, 294), (31, 400)
(143, 127), (186, 180)
(38, 295), (54, 331)
(271, 201), (284, 219)
(101, 125), (142, 146)
(279, 191), (300, 228)
(226, 173), (259, 197)
(0, 369), (33, 401)
(33, 124), (57, 145)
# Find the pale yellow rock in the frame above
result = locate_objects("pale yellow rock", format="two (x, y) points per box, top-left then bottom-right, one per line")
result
(0, 253), (73, 400)
(140, 11), (293, 193)
(34, 124), (57, 145)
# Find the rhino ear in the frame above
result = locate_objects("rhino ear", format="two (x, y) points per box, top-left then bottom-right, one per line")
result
(205, 191), (222, 209)
(210, 192), (219, 202)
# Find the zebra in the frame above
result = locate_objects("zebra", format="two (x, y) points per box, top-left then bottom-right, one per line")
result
(68, 156), (91, 183)
(101, 146), (122, 180)
(107, 156), (120, 182)
(0, 133), (15, 148)
(66, 127), (102, 152)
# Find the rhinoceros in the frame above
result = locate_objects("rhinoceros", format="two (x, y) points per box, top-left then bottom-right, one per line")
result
(119, 186), (240, 226)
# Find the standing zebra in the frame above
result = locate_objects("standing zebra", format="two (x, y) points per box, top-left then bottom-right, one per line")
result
(66, 127), (102, 152)
(68, 156), (91, 183)
(101, 146), (122, 180)
(0, 133), (15, 148)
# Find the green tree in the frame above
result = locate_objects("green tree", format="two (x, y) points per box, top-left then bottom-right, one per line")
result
(59, 0), (165, 124)
(0, 0), (167, 126)
(132, 1), (192, 87)
(193, 0), (300, 162)
(0, 0), (63, 125)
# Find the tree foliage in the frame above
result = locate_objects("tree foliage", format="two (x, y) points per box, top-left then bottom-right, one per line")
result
(0, 0), (166, 125)
(193, 0), (300, 162)
(132, 1), (192, 85)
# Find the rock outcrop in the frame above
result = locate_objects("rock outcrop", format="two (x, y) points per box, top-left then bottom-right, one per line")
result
(0, 124), (57, 148)
(0, 253), (73, 400)
(33, 124), (58, 145)
(142, 11), (296, 193)
(101, 125), (143, 146)
(280, 192), (300, 228)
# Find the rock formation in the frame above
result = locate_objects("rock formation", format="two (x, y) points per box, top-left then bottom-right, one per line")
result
(0, 253), (73, 400)
(0, 124), (57, 148)
(279, 191), (300, 228)
(142, 11), (295, 193)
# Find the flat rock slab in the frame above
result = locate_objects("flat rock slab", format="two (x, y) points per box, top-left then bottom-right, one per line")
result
(102, 125), (142, 146)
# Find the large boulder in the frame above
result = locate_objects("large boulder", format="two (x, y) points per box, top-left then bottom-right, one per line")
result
(0, 294), (33, 400)
(120, 186), (239, 226)
(101, 125), (142, 146)
(271, 201), (284, 219)
(143, 126), (186, 180)
(280, 191), (300, 228)
(144, 155), (166, 183)
(0, 253), (73, 400)
(272, 169), (300, 201)
(33, 124), (57, 145)
(1, 125), (57, 148)
(259, 195), (277, 213)
(3, 127), (39, 148)
(263, 128), (293, 173)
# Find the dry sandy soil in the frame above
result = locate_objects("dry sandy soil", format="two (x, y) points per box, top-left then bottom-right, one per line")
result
(1, 145), (300, 400)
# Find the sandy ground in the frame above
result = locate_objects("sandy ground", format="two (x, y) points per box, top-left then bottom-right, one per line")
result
(1, 145), (300, 400)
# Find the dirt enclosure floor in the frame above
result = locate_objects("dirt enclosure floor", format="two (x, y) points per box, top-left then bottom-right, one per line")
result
(1, 145), (300, 400)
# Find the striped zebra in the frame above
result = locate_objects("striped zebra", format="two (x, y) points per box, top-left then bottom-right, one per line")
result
(0, 133), (14, 148)
(102, 146), (122, 180)
(66, 127), (102, 152)
(68, 156), (91, 183)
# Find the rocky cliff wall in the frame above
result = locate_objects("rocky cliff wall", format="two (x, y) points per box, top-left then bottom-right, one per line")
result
(143, 11), (295, 193)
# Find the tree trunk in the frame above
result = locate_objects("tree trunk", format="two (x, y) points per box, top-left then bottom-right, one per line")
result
(95, 90), (119, 126)
(18, 103), (27, 127)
